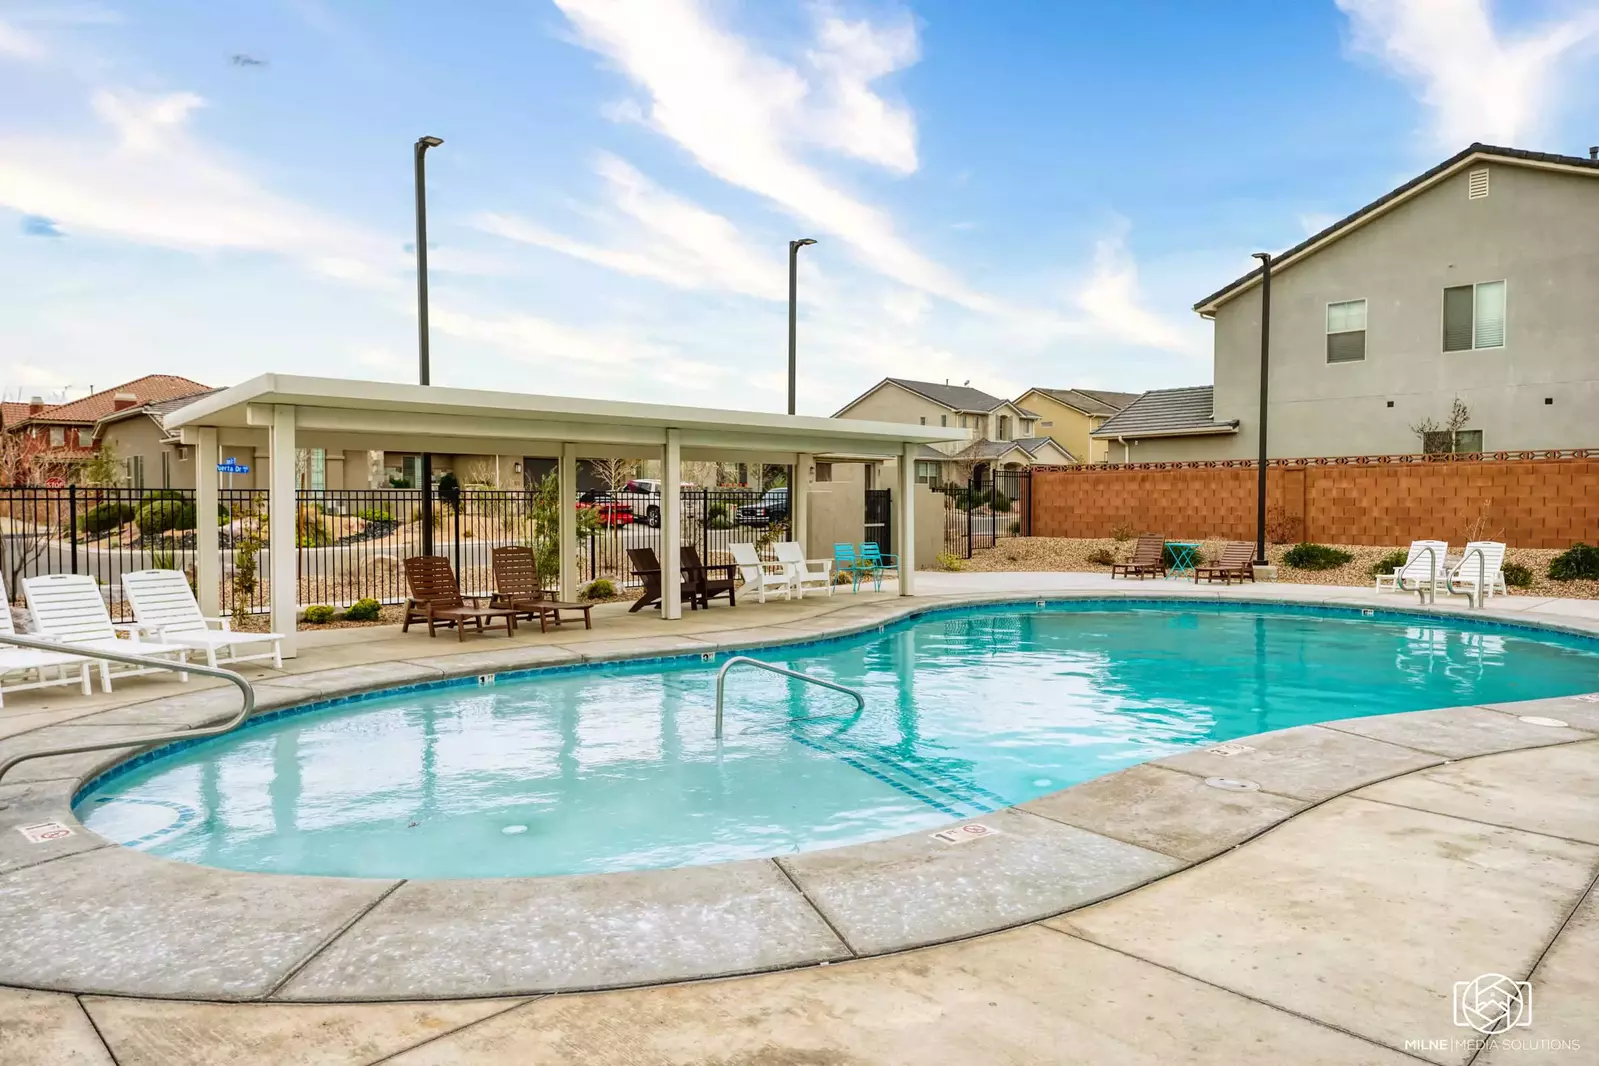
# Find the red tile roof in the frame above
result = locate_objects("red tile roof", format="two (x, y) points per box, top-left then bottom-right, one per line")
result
(6, 376), (210, 426)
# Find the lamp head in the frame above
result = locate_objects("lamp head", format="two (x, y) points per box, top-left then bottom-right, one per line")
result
(791, 237), (818, 249)
(1251, 251), (1270, 264)
(417, 135), (444, 150)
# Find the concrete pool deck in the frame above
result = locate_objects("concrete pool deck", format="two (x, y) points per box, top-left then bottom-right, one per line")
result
(2, 573), (1598, 1061)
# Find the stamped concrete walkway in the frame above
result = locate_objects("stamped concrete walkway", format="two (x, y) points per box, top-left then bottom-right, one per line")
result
(3, 574), (1598, 1063)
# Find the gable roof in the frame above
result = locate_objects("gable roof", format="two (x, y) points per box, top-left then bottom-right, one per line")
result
(835, 377), (1027, 417)
(1193, 143), (1599, 317)
(915, 436), (1075, 464)
(95, 387), (224, 433)
(7, 375), (211, 427)
(1020, 387), (1140, 418)
(1090, 386), (1239, 439)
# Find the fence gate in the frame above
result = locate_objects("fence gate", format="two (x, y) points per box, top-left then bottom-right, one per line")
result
(864, 488), (892, 554)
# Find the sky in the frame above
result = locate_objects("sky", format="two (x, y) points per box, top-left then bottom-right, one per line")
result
(2, 0), (1597, 414)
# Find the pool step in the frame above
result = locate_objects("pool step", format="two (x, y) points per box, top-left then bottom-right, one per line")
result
(792, 731), (1002, 819)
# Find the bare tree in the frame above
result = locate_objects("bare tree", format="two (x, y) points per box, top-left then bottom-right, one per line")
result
(1410, 396), (1471, 454)
(592, 457), (639, 495)
(0, 430), (57, 598)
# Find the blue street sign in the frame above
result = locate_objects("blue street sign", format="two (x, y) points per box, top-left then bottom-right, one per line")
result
(218, 457), (250, 474)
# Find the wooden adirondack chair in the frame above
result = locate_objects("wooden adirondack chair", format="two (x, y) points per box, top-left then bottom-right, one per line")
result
(1193, 541), (1256, 585)
(1111, 535), (1168, 579)
(490, 546), (593, 633)
(680, 546), (736, 608)
(627, 548), (700, 613)
(402, 556), (518, 640)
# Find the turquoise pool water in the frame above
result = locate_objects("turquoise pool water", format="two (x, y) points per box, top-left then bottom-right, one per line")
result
(76, 602), (1599, 880)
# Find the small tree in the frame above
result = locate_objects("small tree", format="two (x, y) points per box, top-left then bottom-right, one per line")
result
(592, 457), (639, 495)
(1411, 396), (1471, 454)
(527, 471), (598, 589)
(78, 442), (122, 487)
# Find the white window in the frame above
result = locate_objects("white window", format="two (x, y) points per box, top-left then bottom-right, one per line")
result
(997, 415), (1011, 441)
(48, 426), (64, 447)
(1443, 281), (1505, 351)
(1325, 299), (1366, 363)
(914, 460), (940, 485)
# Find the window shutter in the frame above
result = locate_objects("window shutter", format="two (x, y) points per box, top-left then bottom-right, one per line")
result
(1467, 169), (1489, 199)
(1326, 330), (1366, 363)
(1473, 281), (1505, 347)
(1443, 286), (1474, 351)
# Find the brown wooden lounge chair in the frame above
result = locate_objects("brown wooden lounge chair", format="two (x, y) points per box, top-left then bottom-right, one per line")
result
(402, 555), (519, 640)
(681, 545), (736, 608)
(1111, 535), (1168, 579)
(489, 546), (593, 633)
(1194, 540), (1256, 585)
(627, 547), (700, 613)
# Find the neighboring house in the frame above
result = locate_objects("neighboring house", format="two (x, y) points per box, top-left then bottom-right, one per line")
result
(1099, 143), (1599, 462)
(1012, 387), (1139, 464)
(0, 375), (211, 483)
(1091, 386), (1241, 463)
(834, 377), (1072, 485)
(94, 389), (222, 489)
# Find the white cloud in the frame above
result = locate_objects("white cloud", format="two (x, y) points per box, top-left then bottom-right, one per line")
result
(475, 153), (786, 299)
(1297, 211), (1339, 236)
(1336, 0), (1599, 146)
(1075, 222), (1203, 356)
(0, 18), (47, 60)
(551, 0), (992, 310)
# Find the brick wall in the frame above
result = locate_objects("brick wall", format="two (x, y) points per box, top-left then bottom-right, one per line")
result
(1030, 454), (1599, 549)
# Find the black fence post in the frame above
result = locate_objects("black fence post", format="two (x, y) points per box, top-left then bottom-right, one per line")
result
(68, 484), (79, 575)
(453, 497), (462, 581)
(965, 475), (974, 559)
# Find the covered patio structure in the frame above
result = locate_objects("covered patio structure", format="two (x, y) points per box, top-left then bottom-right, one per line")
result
(166, 374), (966, 655)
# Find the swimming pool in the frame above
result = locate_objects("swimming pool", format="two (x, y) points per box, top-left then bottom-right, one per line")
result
(76, 601), (1599, 880)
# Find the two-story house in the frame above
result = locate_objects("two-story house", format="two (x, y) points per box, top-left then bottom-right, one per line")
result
(833, 377), (1073, 485)
(1012, 388), (1139, 464)
(0, 375), (212, 483)
(1093, 143), (1599, 462)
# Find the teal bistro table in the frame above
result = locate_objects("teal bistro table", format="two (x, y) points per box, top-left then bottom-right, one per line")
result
(1164, 541), (1202, 579)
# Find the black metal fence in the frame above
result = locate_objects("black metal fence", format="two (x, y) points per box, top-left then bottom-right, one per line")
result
(0, 485), (819, 621)
(864, 488), (892, 555)
(940, 469), (1032, 558)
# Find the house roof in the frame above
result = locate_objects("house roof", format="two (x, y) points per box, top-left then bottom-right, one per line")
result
(6, 375), (211, 427)
(836, 377), (1034, 418)
(1021, 387), (1140, 417)
(914, 436), (1075, 464)
(0, 402), (32, 428)
(1090, 386), (1240, 439)
(95, 387), (224, 433)
(1194, 143), (1599, 316)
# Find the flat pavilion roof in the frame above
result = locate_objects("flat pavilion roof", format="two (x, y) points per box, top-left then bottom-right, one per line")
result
(167, 374), (968, 462)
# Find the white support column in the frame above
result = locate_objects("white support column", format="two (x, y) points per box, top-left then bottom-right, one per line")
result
(662, 428), (682, 619)
(195, 426), (221, 618)
(269, 405), (298, 655)
(793, 452), (812, 552)
(558, 442), (578, 601)
(898, 441), (917, 596)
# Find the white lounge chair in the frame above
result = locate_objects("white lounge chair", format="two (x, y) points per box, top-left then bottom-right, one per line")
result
(21, 573), (190, 691)
(1375, 540), (1449, 594)
(730, 543), (795, 603)
(1447, 541), (1508, 602)
(0, 581), (92, 707)
(774, 541), (834, 599)
(122, 569), (285, 669)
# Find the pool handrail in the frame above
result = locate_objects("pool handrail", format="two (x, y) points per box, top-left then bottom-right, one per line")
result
(1445, 544), (1490, 610)
(714, 655), (864, 740)
(0, 633), (255, 784)
(1409, 544), (1441, 606)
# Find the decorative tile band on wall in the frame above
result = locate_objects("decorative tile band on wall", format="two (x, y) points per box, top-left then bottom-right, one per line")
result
(1029, 453), (1599, 548)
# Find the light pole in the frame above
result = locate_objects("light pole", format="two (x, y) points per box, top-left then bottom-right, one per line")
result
(415, 135), (442, 555)
(787, 238), (816, 416)
(1251, 251), (1272, 567)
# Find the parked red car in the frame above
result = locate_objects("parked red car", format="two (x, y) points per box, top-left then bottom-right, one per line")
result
(577, 489), (634, 526)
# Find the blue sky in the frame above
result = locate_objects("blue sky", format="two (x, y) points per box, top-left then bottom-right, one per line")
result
(2, 0), (1597, 412)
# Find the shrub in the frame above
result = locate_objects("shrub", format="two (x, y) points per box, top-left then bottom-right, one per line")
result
(135, 497), (195, 537)
(356, 508), (394, 523)
(344, 597), (381, 621)
(1087, 547), (1116, 566)
(706, 502), (729, 522)
(1369, 549), (1409, 578)
(81, 501), (135, 535)
(584, 578), (617, 600)
(303, 604), (336, 624)
(1501, 562), (1533, 589)
(1008, 520), (1022, 535)
(1283, 543), (1355, 570)
(1109, 523), (1134, 542)
(1162, 544), (1207, 569)
(1548, 543), (1599, 581)
(990, 491), (1011, 513)
(935, 551), (965, 571)
(707, 514), (734, 530)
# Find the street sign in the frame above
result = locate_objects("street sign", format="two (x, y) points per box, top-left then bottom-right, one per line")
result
(43, 476), (66, 488)
(217, 457), (250, 474)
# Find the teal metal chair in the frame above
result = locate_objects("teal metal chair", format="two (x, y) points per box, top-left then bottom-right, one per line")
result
(861, 542), (899, 587)
(833, 543), (873, 593)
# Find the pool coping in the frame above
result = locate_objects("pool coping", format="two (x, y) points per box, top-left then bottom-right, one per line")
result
(1, 587), (1597, 1002)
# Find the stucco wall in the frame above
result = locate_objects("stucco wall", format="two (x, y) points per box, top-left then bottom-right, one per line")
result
(804, 476), (865, 561)
(98, 416), (194, 488)
(1018, 391), (1097, 463)
(1207, 163), (1599, 459)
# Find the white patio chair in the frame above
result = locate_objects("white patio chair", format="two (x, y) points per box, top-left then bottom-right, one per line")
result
(774, 541), (834, 599)
(122, 569), (285, 669)
(729, 542), (795, 603)
(1375, 540), (1448, 594)
(0, 580), (92, 707)
(1447, 541), (1508, 602)
(21, 573), (190, 692)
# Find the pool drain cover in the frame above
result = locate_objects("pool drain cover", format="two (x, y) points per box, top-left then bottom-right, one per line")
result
(1517, 716), (1569, 728)
(1204, 776), (1261, 792)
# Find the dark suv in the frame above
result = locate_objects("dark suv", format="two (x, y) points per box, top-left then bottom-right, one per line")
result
(736, 488), (789, 527)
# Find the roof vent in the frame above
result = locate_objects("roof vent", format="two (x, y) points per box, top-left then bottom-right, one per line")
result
(1590, 146), (1598, 161)
(1467, 168), (1490, 200)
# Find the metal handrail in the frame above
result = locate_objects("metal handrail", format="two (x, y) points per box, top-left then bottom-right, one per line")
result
(1401, 544), (1441, 606)
(714, 655), (864, 740)
(1445, 545), (1490, 610)
(0, 634), (255, 784)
